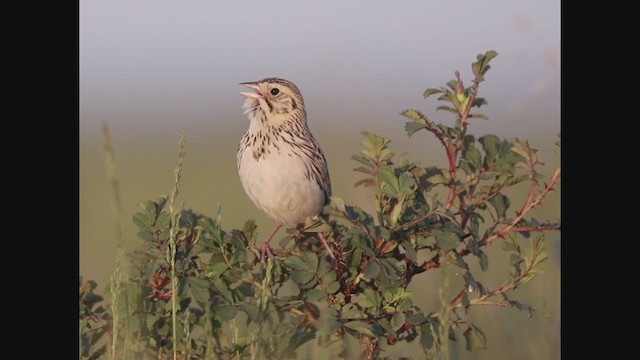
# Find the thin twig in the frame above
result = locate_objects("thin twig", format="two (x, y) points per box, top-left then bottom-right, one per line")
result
(410, 168), (560, 276)
(481, 169), (560, 246)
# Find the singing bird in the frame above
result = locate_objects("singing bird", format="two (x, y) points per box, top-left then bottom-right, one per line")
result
(237, 77), (334, 260)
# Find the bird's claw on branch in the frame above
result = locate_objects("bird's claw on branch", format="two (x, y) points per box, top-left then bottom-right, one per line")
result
(260, 242), (274, 262)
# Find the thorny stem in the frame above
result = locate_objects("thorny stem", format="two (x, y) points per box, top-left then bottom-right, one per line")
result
(411, 167), (560, 276)
(447, 237), (547, 312)
(394, 209), (438, 232)
(444, 71), (481, 210)
(444, 143), (457, 209)
(481, 168), (560, 247)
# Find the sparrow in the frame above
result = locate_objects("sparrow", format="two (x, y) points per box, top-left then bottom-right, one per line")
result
(237, 77), (334, 261)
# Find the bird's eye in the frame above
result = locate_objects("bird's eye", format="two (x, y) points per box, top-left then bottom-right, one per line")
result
(270, 88), (280, 96)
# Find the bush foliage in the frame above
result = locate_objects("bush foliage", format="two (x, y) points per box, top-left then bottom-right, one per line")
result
(80, 50), (560, 360)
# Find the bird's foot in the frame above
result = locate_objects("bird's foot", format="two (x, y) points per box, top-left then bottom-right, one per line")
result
(258, 224), (282, 263)
(260, 241), (274, 262)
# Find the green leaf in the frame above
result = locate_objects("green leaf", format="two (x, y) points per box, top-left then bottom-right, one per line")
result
(354, 178), (376, 188)
(472, 98), (488, 108)
(303, 218), (332, 233)
(420, 322), (435, 349)
(317, 258), (331, 278)
(205, 262), (228, 277)
(464, 324), (487, 352)
(378, 258), (402, 283)
(479, 135), (500, 163)
(132, 213), (152, 232)
(380, 240), (398, 254)
(400, 109), (429, 124)
(302, 252), (319, 272)
(397, 172), (416, 195)
(436, 105), (459, 114)
(470, 113), (489, 121)
(405, 122), (426, 137)
(365, 260), (381, 279)
(398, 298), (413, 314)
(307, 288), (324, 301)
(190, 280), (210, 304)
(243, 218), (257, 236)
(459, 161), (474, 176)
(212, 278), (234, 303)
(423, 88), (443, 98)
(156, 211), (170, 228)
(490, 194), (510, 219)
(284, 256), (308, 271)
(462, 292), (470, 307)
(400, 240), (417, 262)
(291, 270), (315, 285)
(431, 229), (459, 250)
(463, 272), (477, 292)
(511, 250), (523, 265)
(359, 288), (381, 312)
(383, 288), (395, 304)
(318, 308), (341, 344)
(353, 166), (372, 174)
(453, 253), (469, 270)
(496, 141), (526, 171)
(471, 61), (481, 78)
(379, 318), (396, 338)
(512, 138), (537, 165)
(344, 321), (376, 338)
(213, 305), (237, 322)
(145, 314), (160, 331)
(240, 303), (259, 323)
(320, 269), (337, 284)
(426, 172), (448, 186)
(391, 313), (406, 331)
(484, 50), (499, 60)
(325, 281), (340, 294)
(341, 304), (367, 320)
(478, 251), (489, 271)
(329, 196), (347, 213)
(467, 238), (480, 255)
(377, 167), (398, 193)
(390, 200), (404, 227)
(176, 278), (188, 298)
(352, 154), (372, 166)
(473, 50), (499, 81)
(406, 313), (426, 326)
(136, 231), (155, 242)
(464, 146), (483, 169)
(199, 217), (221, 239)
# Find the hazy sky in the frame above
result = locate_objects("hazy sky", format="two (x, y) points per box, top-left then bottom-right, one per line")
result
(80, 0), (559, 140)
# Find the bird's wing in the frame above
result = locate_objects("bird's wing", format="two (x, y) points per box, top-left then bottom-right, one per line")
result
(310, 137), (332, 203)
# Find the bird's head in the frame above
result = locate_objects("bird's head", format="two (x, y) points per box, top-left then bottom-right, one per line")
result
(239, 77), (306, 126)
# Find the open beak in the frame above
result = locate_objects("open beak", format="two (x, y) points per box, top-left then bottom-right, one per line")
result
(239, 82), (263, 99)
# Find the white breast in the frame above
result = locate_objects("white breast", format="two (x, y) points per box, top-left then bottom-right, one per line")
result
(238, 143), (325, 227)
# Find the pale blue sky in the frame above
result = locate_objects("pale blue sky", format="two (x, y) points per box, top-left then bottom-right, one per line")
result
(80, 0), (559, 141)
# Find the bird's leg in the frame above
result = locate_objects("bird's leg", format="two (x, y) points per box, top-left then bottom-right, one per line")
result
(260, 224), (282, 262)
(317, 232), (336, 264)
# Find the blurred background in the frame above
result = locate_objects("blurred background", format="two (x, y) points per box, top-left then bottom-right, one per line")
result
(80, 1), (560, 358)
